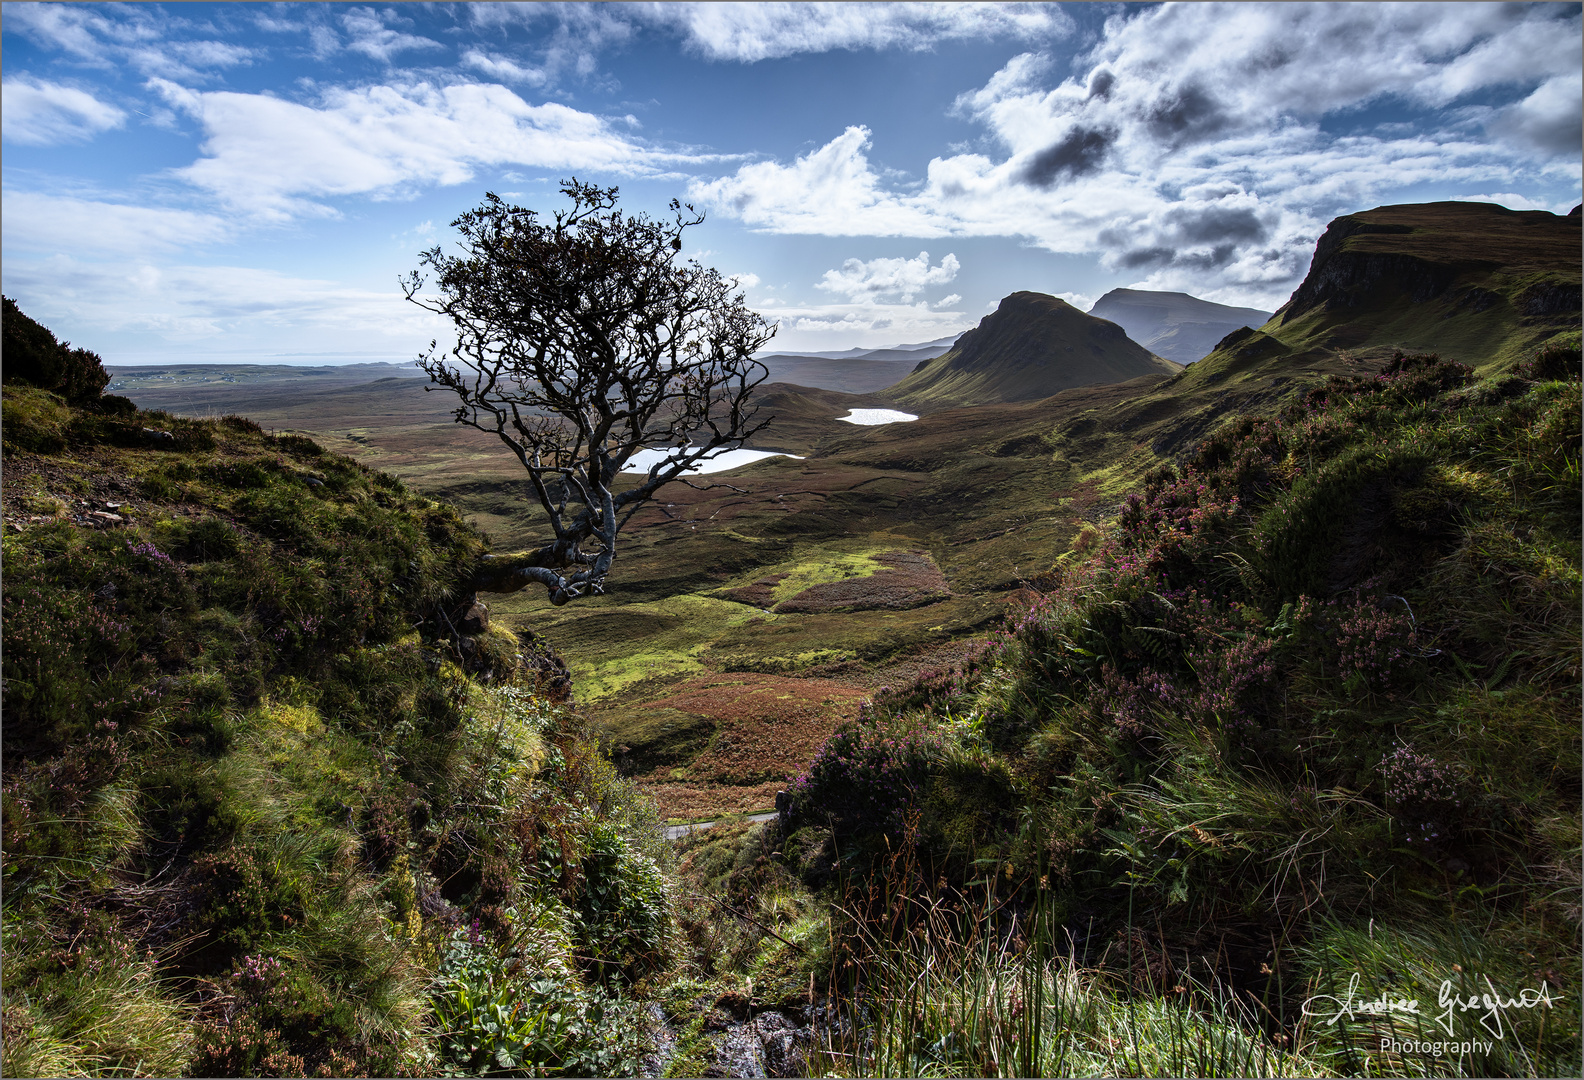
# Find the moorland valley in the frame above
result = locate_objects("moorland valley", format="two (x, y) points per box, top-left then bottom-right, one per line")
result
(3, 199), (1579, 1077)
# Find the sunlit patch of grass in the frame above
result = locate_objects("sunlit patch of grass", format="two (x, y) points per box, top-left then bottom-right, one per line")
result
(758, 548), (891, 605)
(505, 594), (766, 702)
(1, 916), (197, 1078)
(811, 888), (1328, 1079)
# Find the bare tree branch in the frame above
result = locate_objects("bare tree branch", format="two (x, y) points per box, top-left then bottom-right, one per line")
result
(405, 180), (776, 605)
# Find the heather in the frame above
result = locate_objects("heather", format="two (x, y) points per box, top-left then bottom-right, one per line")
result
(1, 388), (675, 1076)
(785, 344), (1581, 1076)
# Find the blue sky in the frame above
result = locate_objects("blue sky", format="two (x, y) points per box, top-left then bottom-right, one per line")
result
(3, 2), (1579, 364)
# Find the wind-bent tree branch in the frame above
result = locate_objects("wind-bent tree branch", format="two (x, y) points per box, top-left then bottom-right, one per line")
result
(403, 180), (776, 606)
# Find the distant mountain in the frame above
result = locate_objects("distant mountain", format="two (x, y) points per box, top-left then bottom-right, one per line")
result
(756, 336), (963, 394)
(1087, 289), (1272, 364)
(886, 291), (1180, 410)
(762, 335), (961, 361)
(755, 356), (930, 395)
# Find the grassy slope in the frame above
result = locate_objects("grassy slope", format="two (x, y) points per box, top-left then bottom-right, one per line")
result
(102, 203), (1579, 833)
(785, 343), (1582, 1076)
(889, 291), (1181, 410)
(0, 389), (672, 1077)
(1258, 201), (1581, 368)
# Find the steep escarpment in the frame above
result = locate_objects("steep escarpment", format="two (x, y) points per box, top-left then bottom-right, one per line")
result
(888, 291), (1179, 409)
(1267, 201), (1581, 365)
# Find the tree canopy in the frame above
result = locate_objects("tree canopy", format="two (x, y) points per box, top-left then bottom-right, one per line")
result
(404, 181), (776, 605)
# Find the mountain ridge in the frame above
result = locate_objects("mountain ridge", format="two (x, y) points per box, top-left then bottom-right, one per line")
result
(886, 291), (1180, 410)
(1088, 288), (1272, 364)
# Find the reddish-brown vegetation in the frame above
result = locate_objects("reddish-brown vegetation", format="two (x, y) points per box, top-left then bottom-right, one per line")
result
(630, 672), (870, 817)
(772, 551), (950, 613)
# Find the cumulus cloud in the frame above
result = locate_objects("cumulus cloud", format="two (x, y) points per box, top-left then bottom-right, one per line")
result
(1, 77), (126, 145)
(690, 126), (948, 236)
(652, 2), (1072, 62)
(817, 251), (959, 302)
(1485, 76), (1583, 157)
(148, 78), (695, 219)
(696, 2), (1581, 307)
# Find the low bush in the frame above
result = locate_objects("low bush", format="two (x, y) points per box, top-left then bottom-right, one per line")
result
(786, 347), (1581, 1077)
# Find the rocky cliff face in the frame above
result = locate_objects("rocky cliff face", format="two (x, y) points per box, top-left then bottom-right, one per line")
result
(1277, 201), (1580, 327)
(1254, 201), (1581, 367)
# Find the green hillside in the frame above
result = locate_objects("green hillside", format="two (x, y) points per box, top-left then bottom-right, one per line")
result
(783, 340), (1582, 1076)
(1, 373), (671, 1075)
(888, 291), (1180, 410)
(1252, 201), (1580, 369)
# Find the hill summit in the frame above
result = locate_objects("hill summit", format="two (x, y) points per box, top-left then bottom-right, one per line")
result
(1088, 288), (1272, 364)
(887, 291), (1179, 409)
(1254, 200), (1581, 367)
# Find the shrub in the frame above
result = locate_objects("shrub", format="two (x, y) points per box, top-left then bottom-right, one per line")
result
(577, 821), (673, 986)
(429, 923), (647, 1076)
(1, 295), (111, 404)
(791, 711), (945, 840)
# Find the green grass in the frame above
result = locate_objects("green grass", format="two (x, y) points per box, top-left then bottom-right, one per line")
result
(779, 348), (1582, 1078)
(0, 391), (686, 1077)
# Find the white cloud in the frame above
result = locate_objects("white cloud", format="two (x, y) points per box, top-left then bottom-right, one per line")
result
(1485, 76), (1583, 157)
(3, 3), (256, 81)
(727, 272), (761, 291)
(461, 49), (548, 87)
(149, 78), (694, 220)
(341, 6), (445, 63)
(931, 293), (961, 309)
(690, 126), (948, 236)
(816, 250), (959, 302)
(4, 254), (449, 353)
(466, 4), (637, 86)
(757, 297), (973, 350)
(1454, 192), (1573, 213)
(653, 2), (1073, 62)
(460, 2), (1070, 84)
(2, 3), (130, 63)
(695, 2), (1581, 308)
(1, 191), (233, 255)
(1055, 291), (1093, 311)
(1, 76), (126, 145)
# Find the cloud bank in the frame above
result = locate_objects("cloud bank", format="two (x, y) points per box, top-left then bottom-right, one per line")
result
(692, 2), (1582, 306)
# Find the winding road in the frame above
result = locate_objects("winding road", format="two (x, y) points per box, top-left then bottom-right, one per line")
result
(663, 811), (777, 841)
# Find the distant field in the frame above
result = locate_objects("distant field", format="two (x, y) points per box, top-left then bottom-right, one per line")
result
(112, 361), (1150, 816)
(109, 336), (1396, 817)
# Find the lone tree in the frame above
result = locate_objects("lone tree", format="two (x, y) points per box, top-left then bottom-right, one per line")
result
(404, 181), (775, 606)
